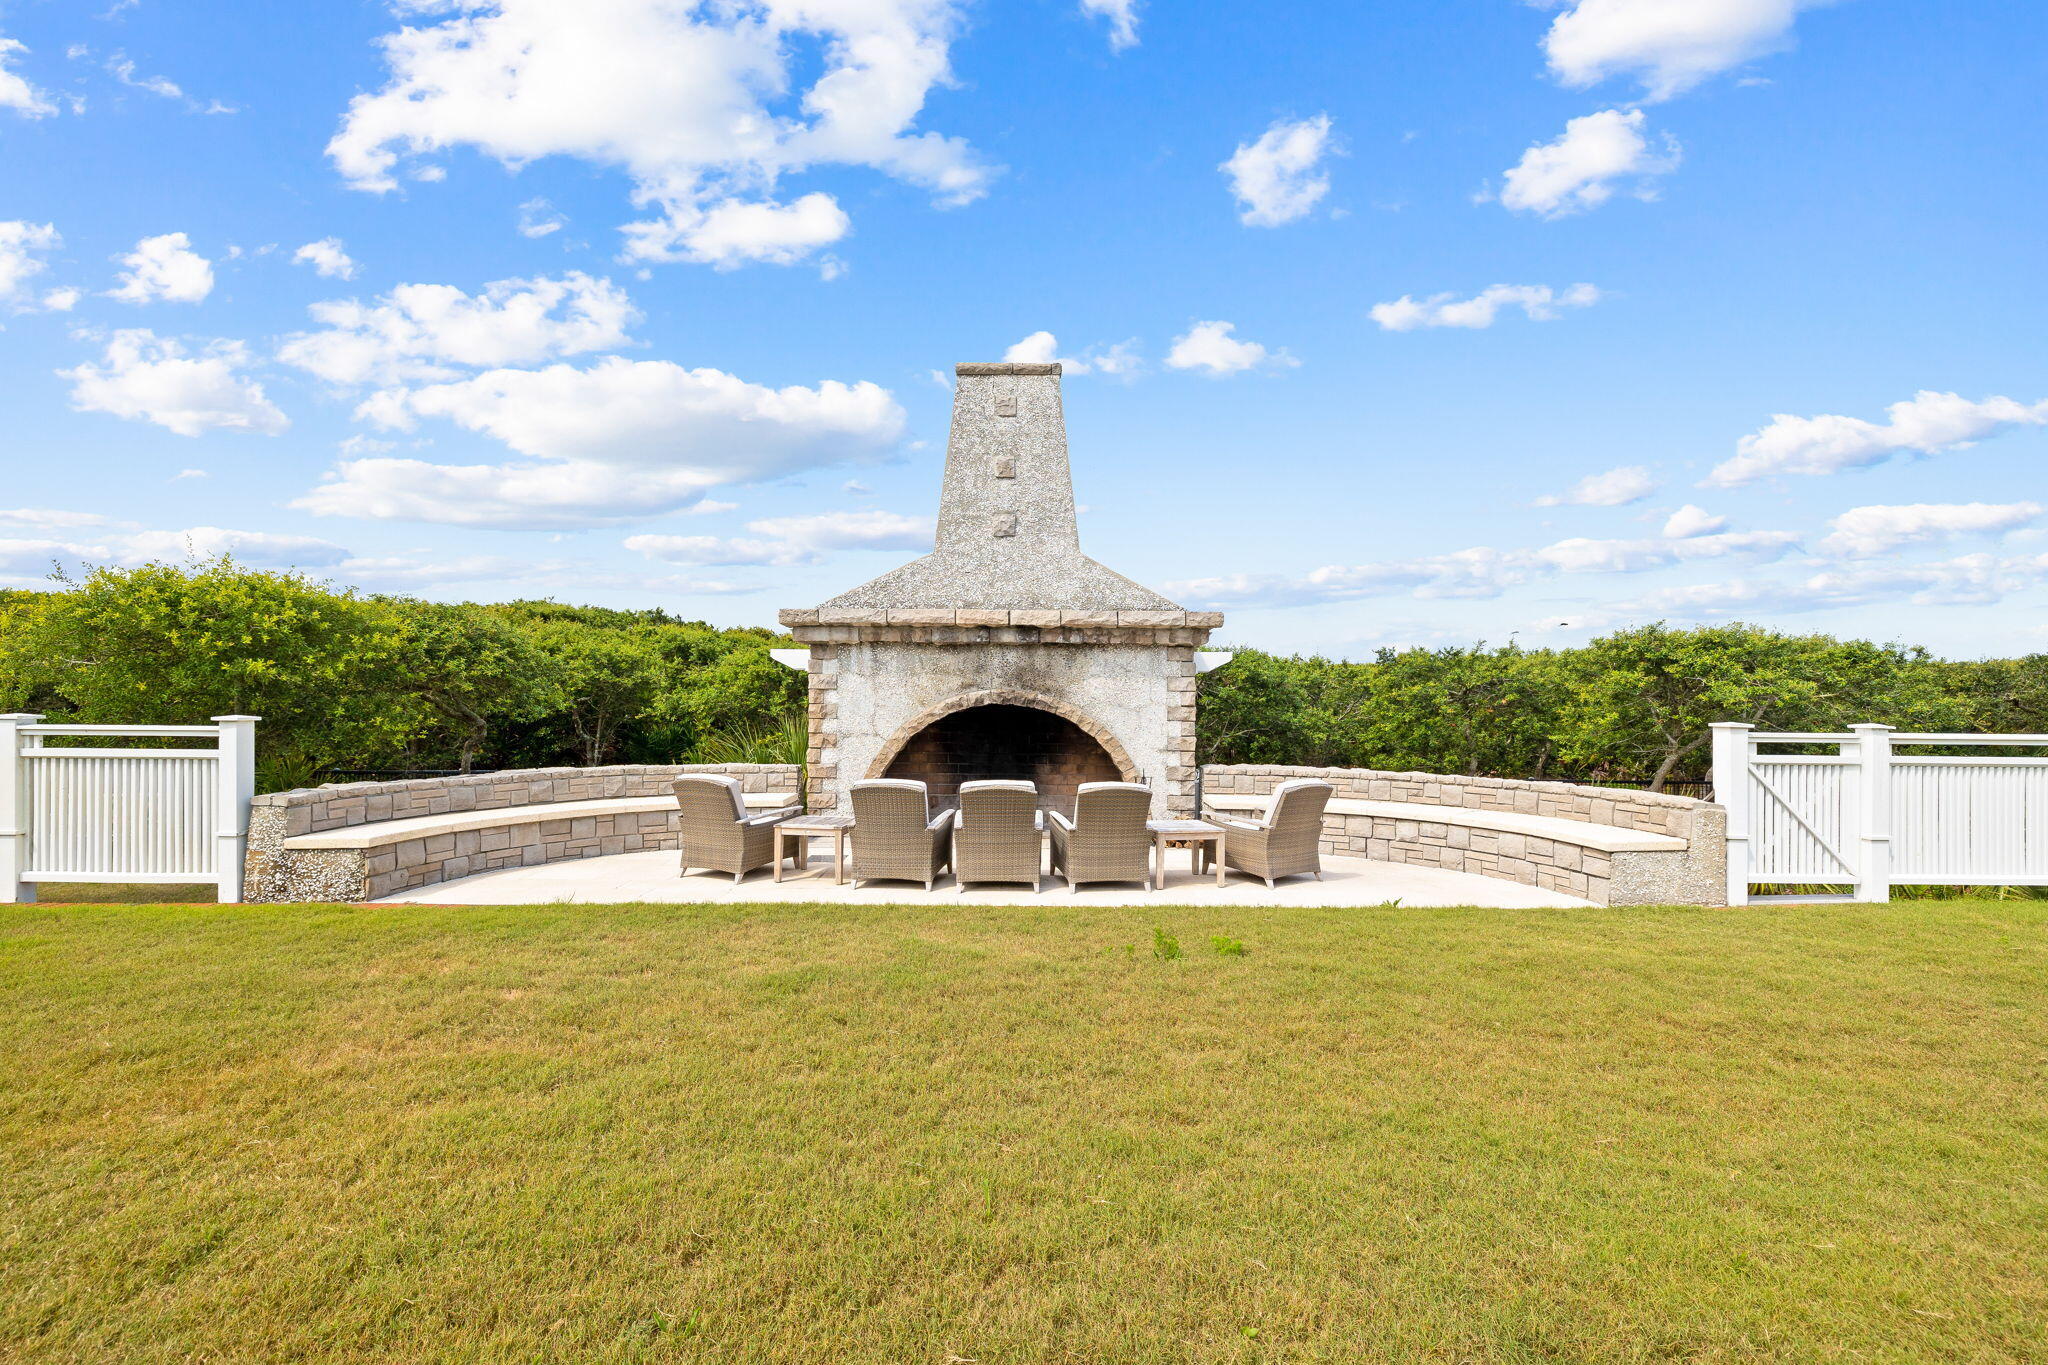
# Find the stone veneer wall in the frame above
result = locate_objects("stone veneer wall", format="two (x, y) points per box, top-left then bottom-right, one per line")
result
(244, 764), (801, 903)
(1201, 765), (1727, 906)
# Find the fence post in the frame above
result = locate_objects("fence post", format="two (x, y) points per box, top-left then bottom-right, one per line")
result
(1709, 722), (1753, 906)
(212, 716), (259, 902)
(1850, 723), (1894, 903)
(0, 714), (42, 904)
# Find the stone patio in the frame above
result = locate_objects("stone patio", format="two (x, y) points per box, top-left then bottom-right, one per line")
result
(373, 839), (1593, 908)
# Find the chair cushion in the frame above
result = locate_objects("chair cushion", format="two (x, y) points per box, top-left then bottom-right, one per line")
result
(959, 779), (1036, 793)
(1077, 781), (1150, 796)
(855, 778), (927, 792)
(678, 773), (746, 819)
(1270, 778), (1334, 801)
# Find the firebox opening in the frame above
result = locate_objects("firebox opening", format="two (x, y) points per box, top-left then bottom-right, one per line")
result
(881, 704), (1124, 815)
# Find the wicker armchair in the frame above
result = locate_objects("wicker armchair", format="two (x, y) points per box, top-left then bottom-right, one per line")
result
(1204, 779), (1334, 888)
(673, 774), (801, 884)
(953, 780), (1044, 892)
(1048, 781), (1153, 892)
(849, 779), (954, 890)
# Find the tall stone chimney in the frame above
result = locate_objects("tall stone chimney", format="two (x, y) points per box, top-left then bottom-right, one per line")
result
(822, 362), (1178, 611)
(780, 362), (1223, 815)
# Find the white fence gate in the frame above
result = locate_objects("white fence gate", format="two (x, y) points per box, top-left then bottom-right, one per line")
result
(1711, 723), (2048, 904)
(0, 714), (258, 903)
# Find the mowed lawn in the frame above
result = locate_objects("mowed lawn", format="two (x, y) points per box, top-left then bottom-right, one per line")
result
(2, 899), (2044, 1364)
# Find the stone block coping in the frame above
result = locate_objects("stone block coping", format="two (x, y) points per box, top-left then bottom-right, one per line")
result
(779, 607), (1223, 629)
(1202, 795), (1688, 854)
(282, 792), (796, 852)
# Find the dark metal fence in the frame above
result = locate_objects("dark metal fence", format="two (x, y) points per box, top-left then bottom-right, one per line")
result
(319, 767), (501, 783)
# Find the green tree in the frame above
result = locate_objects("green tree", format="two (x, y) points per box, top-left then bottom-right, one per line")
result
(11, 558), (417, 783)
(1558, 622), (1961, 790)
(1364, 643), (1569, 776)
(387, 600), (566, 772)
(527, 620), (665, 766)
(1196, 649), (1315, 765)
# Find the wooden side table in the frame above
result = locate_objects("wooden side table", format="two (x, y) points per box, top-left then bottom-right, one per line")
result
(774, 811), (855, 884)
(1146, 819), (1227, 890)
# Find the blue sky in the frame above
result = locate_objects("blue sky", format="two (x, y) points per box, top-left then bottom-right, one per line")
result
(2, 0), (2044, 659)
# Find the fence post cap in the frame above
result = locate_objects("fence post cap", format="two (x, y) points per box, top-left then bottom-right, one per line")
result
(1707, 721), (1755, 730)
(0, 713), (45, 721)
(210, 715), (262, 722)
(1847, 722), (1895, 731)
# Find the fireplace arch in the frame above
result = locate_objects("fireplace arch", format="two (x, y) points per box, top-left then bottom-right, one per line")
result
(869, 689), (1139, 814)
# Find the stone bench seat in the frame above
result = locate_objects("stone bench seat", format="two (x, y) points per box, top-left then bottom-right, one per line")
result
(1202, 795), (1686, 854)
(1201, 791), (1705, 904)
(243, 764), (806, 903)
(283, 792), (794, 852)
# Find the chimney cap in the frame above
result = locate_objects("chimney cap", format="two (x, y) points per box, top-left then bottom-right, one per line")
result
(955, 362), (1061, 376)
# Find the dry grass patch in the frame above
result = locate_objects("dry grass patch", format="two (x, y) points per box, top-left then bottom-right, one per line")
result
(3, 898), (2045, 1363)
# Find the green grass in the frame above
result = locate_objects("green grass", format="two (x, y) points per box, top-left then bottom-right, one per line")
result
(3, 900), (2044, 1363)
(29, 882), (217, 904)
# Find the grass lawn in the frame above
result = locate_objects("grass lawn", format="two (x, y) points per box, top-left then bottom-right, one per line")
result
(2, 899), (2043, 1363)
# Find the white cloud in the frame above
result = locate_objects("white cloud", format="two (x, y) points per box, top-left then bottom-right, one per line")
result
(1661, 503), (1727, 538)
(278, 272), (638, 386)
(1706, 390), (2048, 487)
(745, 509), (931, 552)
(106, 53), (182, 101)
(625, 191), (850, 269)
(171, 468), (209, 480)
(1169, 524), (1793, 608)
(1220, 114), (1335, 226)
(1164, 320), (1296, 377)
(1535, 464), (1657, 507)
(0, 537), (108, 580)
(1531, 528), (1797, 574)
(292, 237), (358, 280)
(61, 330), (289, 437)
(0, 221), (61, 306)
(1080, 0), (1140, 52)
(1820, 502), (2046, 557)
(0, 508), (113, 531)
(1002, 330), (1142, 376)
(299, 359), (904, 528)
(1498, 108), (1679, 218)
(41, 286), (80, 311)
(327, 0), (994, 268)
(121, 526), (350, 568)
(627, 508), (931, 567)
(1371, 282), (1601, 331)
(2, 518), (349, 580)
(1542, 0), (1823, 102)
(1625, 553), (2048, 619)
(624, 533), (807, 567)
(517, 198), (566, 239)
(107, 232), (214, 304)
(1, 35), (57, 118)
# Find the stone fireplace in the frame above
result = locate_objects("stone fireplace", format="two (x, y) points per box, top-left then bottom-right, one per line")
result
(779, 362), (1226, 816)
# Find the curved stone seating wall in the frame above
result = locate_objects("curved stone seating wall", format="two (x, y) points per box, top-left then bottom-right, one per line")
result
(244, 764), (801, 903)
(1200, 765), (1726, 906)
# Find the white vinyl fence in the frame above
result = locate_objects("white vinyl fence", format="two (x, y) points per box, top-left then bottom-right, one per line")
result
(1711, 723), (2048, 904)
(0, 714), (258, 903)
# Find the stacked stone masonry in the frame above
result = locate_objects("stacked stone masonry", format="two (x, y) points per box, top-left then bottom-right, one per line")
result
(244, 764), (802, 903)
(1201, 765), (1728, 906)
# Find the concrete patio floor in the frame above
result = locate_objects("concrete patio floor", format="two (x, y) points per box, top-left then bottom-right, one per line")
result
(376, 842), (1592, 908)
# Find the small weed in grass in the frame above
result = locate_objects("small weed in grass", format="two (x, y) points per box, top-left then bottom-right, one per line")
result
(1210, 934), (1246, 956)
(1151, 926), (1181, 960)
